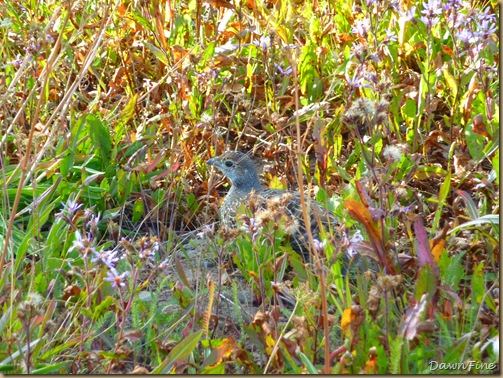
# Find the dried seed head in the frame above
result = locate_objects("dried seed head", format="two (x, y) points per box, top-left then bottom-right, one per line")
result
(378, 274), (402, 291)
(367, 284), (383, 315)
(255, 209), (272, 227)
(376, 99), (390, 113)
(281, 215), (300, 236)
(394, 187), (408, 200)
(345, 98), (376, 119)
(17, 293), (43, 321)
(266, 196), (281, 212)
(248, 189), (259, 211)
(280, 192), (294, 206)
(383, 145), (403, 163)
(364, 270), (375, 280)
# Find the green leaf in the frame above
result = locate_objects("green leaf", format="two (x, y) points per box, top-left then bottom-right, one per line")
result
(86, 114), (112, 166)
(465, 122), (486, 162)
(92, 296), (116, 321)
(0, 306), (12, 336)
(455, 190), (479, 220)
(154, 330), (204, 374)
(415, 165), (447, 179)
(333, 163), (353, 181)
(376, 344), (389, 374)
(396, 155), (415, 181)
(144, 42), (169, 65)
(298, 350), (318, 374)
(298, 42), (322, 102)
(186, 193), (198, 213)
(129, 9), (154, 32)
(0, 338), (42, 366)
(401, 99), (417, 119)
(117, 169), (134, 205)
(417, 75), (428, 118)
(32, 362), (68, 374)
(132, 198), (144, 223)
(439, 251), (465, 291)
(199, 41), (215, 68)
(309, 17), (321, 42)
(115, 94), (138, 145)
(483, 121), (499, 148)
(471, 262), (484, 304)
(153, 188), (165, 206)
(442, 332), (473, 364)
(60, 152), (75, 177)
(172, 284), (194, 309)
(33, 272), (48, 293)
(71, 116), (90, 151)
(448, 214), (499, 235)
(492, 150), (499, 186)
(432, 172), (451, 231)
(415, 265), (437, 299)
(202, 363), (225, 374)
(389, 336), (405, 374)
(26, 202), (55, 238)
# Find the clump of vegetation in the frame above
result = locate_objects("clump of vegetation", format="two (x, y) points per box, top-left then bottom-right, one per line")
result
(0, 0), (498, 374)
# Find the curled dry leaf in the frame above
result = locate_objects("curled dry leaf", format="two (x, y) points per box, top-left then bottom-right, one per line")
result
(341, 305), (365, 339)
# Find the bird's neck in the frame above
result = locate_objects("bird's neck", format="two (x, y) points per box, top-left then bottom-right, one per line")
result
(230, 174), (262, 195)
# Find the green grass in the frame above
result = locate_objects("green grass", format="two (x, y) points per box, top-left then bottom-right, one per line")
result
(0, 0), (499, 374)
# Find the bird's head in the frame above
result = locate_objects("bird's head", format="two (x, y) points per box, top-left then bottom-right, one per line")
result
(207, 151), (262, 192)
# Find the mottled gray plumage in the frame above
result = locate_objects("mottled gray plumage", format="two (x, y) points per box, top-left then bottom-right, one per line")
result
(207, 151), (340, 259)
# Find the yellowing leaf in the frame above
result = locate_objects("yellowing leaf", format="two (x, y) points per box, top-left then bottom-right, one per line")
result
(265, 334), (276, 354)
(341, 305), (365, 338)
(414, 165), (447, 180)
(402, 41), (426, 57)
(430, 239), (445, 262)
(341, 307), (353, 336)
(441, 44), (454, 55)
(443, 66), (458, 99)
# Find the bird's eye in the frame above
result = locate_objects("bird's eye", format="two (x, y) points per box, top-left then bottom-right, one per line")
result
(225, 160), (234, 167)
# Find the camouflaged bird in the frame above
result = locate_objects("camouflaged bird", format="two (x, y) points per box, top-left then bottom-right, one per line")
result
(207, 151), (340, 260)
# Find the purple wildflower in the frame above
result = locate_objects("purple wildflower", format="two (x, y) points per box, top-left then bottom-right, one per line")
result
(139, 241), (159, 260)
(104, 268), (129, 289)
(86, 212), (101, 231)
(9, 54), (23, 68)
(253, 36), (271, 51)
(274, 64), (293, 75)
(420, 0), (442, 28)
(70, 231), (95, 258)
(312, 239), (327, 254)
(477, 20), (497, 40)
(478, 6), (496, 23)
(91, 249), (120, 267)
(443, 0), (462, 12)
(62, 199), (83, 215)
(342, 230), (364, 258)
(400, 205), (412, 213)
(399, 6), (416, 23)
(196, 224), (215, 239)
(158, 258), (171, 274)
(455, 29), (476, 44)
(241, 217), (259, 244)
(421, 0), (442, 17)
(352, 18), (371, 37)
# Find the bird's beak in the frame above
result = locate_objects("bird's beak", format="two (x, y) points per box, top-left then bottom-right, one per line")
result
(207, 157), (216, 166)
